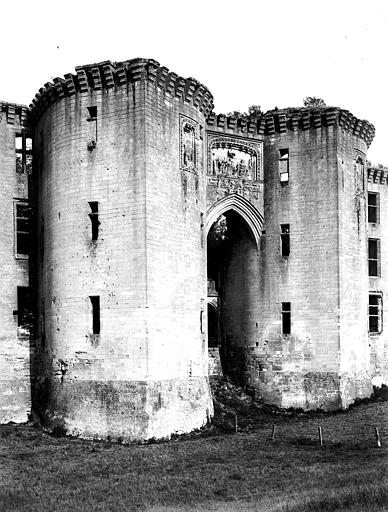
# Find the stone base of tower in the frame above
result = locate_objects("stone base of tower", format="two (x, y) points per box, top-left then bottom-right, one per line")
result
(247, 371), (373, 411)
(33, 376), (214, 442)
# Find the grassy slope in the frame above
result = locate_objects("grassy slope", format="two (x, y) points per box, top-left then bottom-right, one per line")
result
(0, 381), (387, 512)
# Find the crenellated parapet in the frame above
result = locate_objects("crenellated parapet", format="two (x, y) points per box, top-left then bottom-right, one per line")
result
(207, 107), (375, 147)
(368, 164), (388, 185)
(29, 58), (214, 122)
(0, 101), (29, 126)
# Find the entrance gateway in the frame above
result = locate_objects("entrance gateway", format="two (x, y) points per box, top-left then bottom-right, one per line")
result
(206, 196), (264, 383)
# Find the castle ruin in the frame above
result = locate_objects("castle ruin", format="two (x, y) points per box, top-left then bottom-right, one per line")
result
(0, 58), (387, 442)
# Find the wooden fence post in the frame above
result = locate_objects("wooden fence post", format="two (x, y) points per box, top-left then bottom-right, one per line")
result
(318, 426), (323, 447)
(375, 427), (381, 448)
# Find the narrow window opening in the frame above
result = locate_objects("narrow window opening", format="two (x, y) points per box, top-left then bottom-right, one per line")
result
(368, 192), (380, 224)
(279, 148), (289, 185)
(15, 202), (31, 256)
(15, 134), (23, 173)
(88, 201), (99, 241)
(368, 239), (380, 277)
(369, 293), (383, 334)
(15, 133), (33, 174)
(87, 106), (97, 120)
(281, 302), (291, 335)
(40, 218), (44, 263)
(15, 134), (23, 151)
(17, 286), (32, 332)
(90, 296), (100, 334)
(281, 224), (290, 257)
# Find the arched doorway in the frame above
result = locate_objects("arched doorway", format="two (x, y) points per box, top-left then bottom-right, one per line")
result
(207, 206), (261, 385)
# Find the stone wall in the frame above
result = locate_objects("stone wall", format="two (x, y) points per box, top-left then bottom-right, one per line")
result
(368, 165), (388, 387)
(0, 102), (31, 423)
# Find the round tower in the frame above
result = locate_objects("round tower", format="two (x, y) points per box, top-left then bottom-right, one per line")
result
(30, 58), (214, 441)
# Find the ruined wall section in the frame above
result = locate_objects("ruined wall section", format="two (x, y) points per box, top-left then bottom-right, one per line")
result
(0, 102), (31, 422)
(368, 165), (388, 386)
(30, 59), (214, 441)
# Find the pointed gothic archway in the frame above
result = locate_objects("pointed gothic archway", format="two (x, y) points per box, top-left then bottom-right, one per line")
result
(206, 195), (263, 385)
(205, 194), (264, 249)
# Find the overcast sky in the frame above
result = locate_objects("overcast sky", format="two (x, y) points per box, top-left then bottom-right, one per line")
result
(1, 0), (387, 165)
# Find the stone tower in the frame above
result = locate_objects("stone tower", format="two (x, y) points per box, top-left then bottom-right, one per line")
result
(204, 107), (375, 410)
(30, 59), (214, 441)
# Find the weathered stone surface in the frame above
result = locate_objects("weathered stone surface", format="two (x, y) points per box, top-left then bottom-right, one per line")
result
(0, 59), (386, 441)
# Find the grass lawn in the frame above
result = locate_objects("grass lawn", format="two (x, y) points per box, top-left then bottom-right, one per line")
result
(0, 382), (387, 512)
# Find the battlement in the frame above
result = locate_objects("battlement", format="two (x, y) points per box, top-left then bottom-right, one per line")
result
(0, 101), (29, 126)
(29, 58), (214, 122)
(207, 107), (375, 147)
(368, 164), (388, 185)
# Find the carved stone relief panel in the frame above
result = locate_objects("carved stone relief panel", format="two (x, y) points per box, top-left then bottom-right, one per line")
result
(207, 136), (263, 199)
(180, 115), (201, 173)
(354, 150), (366, 194)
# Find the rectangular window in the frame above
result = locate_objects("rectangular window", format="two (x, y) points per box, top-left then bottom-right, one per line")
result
(281, 224), (290, 257)
(15, 133), (33, 174)
(87, 107), (97, 150)
(90, 296), (100, 334)
(87, 106), (97, 120)
(369, 293), (383, 334)
(368, 239), (380, 277)
(88, 201), (99, 241)
(368, 192), (380, 224)
(17, 286), (32, 330)
(281, 302), (291, 335)
(15, 201), (31, 257)
(279, 148), (289, 184)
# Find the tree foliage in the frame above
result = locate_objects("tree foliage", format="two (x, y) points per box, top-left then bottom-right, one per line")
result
(303, 97), (326, 108)
(226, 105), (262, 119)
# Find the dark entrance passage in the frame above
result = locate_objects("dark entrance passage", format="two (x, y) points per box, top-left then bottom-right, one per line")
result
(207, 210), (259, 385)
(207, 303), (219, 348)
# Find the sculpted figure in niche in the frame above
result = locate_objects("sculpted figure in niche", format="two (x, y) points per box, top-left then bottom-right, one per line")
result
(183, 123), (196, 171)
